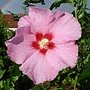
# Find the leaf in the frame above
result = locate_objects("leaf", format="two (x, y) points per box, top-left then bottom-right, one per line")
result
(0, 70), (5, 78)
(78, 55), (90, 82)
(50, 0), (70, 10)
(8, 64), (20, 77)
(32, 85), (42, 90)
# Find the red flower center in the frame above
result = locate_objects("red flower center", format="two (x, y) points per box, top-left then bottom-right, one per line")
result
(32, 33), (55, 54)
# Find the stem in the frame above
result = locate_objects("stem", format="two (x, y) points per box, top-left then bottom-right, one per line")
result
(42, 87), (47, 90)
(74, 76), (78, 90)
(74, 5), (78, 19)
(41, 84), (47, 90)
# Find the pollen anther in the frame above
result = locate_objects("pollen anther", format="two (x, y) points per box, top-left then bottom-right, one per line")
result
(38, 38), (49, 49)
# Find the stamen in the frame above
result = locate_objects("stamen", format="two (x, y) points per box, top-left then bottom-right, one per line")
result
(32, 33), (55, 54)
(38, 38), (49, 49)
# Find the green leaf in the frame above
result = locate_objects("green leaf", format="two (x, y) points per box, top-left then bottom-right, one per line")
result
(78, 56), (90, 82)
(0, 70), (5, 78)
(50, 0), (68, 10)
(8, 64), (20, 77)
(32, 85), (42, 90)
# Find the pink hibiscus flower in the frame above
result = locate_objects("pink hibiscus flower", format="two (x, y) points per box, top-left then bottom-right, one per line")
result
(5, 7), (81, 84)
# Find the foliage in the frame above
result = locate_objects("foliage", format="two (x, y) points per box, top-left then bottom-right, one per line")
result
(0, 0), (90, 90)
(23, 0), (45, 7)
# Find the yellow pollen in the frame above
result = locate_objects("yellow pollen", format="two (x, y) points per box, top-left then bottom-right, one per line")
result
(38, 38), (49, 49)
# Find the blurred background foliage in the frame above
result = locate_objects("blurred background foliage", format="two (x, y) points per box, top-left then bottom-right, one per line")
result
(0, 0), (90, 90)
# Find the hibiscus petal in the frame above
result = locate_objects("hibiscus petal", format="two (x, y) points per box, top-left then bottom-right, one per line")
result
(50, 11), (81, 44)
(20, 51), (62, 84)
(46, 50), (69, 71)
(17, 16), (36, 34)
(54, 42), (78, 68)
(28, 7), (55, 34)
(20, 51), (46, 84)
(16, 26), (32, 35)
(5, 34), (36, 64)
(54, 11), (65, 19)
(18, 16), (31, 27)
